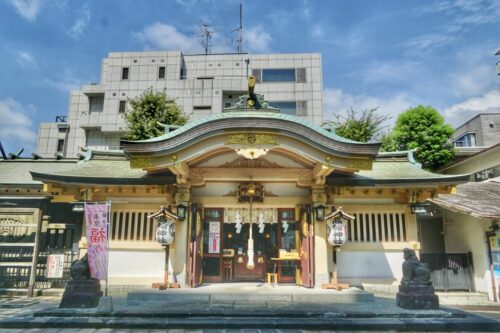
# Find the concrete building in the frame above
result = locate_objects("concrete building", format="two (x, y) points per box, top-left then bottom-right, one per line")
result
(36, 51), (323, 158)
(451, 113), (500, 148)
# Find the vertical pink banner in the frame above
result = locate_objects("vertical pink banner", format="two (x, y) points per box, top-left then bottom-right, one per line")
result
(85, 203), (108, 280)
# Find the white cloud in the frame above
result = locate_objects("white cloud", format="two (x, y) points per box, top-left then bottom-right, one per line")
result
(444, 89), (500, 126)
(402, 26), (461, 57)
(407, 0), (500, 57)
(67, 6), (90, 40)
(416, 0), (500, 24)
(323, 88), (414, 125)
(0, 98), (36, 154)
(244, 26), (272, 53)
(449, 64), (496, 98)
(311, 24), (324, 39)
(135, 22), (200, 53)
(7, 0), (42, 21)
(43, 77), (82, 92)
(17, 50), (37, 68)
(43, 68), (85, 92)
(174, 0), (207, 7)
(360, 60), (421, 86)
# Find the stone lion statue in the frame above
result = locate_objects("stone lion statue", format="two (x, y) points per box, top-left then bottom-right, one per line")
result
(401, 248), (431, 286)
(69, 254), (91, 280)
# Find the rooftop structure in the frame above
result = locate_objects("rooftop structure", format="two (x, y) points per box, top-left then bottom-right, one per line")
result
(36, 51), (323, 158)
(451, 113), (500, 148)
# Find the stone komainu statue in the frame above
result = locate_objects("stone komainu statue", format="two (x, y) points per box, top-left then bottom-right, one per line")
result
(401, 248), (431, 286)
(396, 248), (438, 309)
(69, 253), (92, 280)
(60, 253), (102, 308)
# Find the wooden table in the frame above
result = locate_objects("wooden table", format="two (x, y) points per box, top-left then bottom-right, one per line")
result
(270, 257), (301, 285)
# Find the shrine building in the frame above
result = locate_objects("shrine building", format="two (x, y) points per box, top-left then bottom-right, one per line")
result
(0, 50), (470, 293)
(25, 94), (468, 290)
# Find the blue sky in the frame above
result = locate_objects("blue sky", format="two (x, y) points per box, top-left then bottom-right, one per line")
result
(0, 0), (499, 155)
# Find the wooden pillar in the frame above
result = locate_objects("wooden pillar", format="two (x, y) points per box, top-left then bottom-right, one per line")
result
(28, 209), (42, 298)
(322, 246), (349, 290)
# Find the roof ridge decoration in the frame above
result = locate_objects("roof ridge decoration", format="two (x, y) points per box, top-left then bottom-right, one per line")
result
(223, 76), (279, 113)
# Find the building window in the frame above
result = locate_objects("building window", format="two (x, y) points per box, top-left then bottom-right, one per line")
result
(296, 68), (306, 83)
(346, 211), (408, 243)
(118, 100), (126, 113)
(262, 68), (296, 82)
(158, 66), (165, 79)
(193, 106), (211, 111)
(271, 101), (297, 115)
(252, 69), (262, 82)
(57, 139), (65, 153)
(89, 95), (104, 113)
(454, 133), (476, 147)
(121, 67), (129, 80)
(252, 68), (306, 83)
(297, 101), (308, 116)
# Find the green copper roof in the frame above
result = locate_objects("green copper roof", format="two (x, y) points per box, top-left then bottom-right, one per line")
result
(30, 159), (175, 185)
(0, 159), (77, 187)
(327, 160), (469, 186)
(125, 111), (363, 145)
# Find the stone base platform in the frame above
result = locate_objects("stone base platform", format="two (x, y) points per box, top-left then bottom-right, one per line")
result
(127, 283), (374, 304)
(1, 300), (498, 331)
(0, 284), (498, 331)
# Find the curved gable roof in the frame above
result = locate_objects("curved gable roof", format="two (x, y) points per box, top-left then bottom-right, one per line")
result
(121, 111), (381, 159)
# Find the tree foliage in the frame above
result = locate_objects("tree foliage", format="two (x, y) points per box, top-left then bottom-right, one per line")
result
(123, 88), (188, 140)
(322, 107), (390, 143)
(381, 105), (455, 170)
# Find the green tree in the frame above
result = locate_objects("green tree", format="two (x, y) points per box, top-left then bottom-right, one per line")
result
(383, 105), (455, 170)
(322, 107), (390, 143)
(123, 88), (188, 140)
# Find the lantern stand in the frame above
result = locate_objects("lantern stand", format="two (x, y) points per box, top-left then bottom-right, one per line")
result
(148, 206), (179, 290)
(321, 207), (355, 290)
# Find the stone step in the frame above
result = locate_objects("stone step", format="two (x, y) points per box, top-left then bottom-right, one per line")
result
(437, 292), (492, 305)
(1, 314), (498, 331)
(127, 287), (374, 304)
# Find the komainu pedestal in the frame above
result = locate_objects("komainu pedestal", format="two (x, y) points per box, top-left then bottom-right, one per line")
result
(396, 248), (439, 309)
(59, 254), (103, 308)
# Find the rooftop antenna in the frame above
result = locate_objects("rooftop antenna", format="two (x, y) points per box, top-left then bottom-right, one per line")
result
(230, 2), (244, 53)
(198, 22), (218, 54)
(238, 2), (243, 53)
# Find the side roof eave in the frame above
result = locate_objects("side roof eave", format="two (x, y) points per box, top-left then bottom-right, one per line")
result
(120, 112), (381, 158)
(326, 173), (470, 187)
(30, 171), (176, 186)
(29, 159), (177, 186)
(326, 159), (470, 187)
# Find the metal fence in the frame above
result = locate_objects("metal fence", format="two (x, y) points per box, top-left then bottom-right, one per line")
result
(420, 253), (474, 291)
(0, 223), (78, 290)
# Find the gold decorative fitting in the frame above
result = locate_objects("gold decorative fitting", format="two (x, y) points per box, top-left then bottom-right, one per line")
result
(226, 133), (278, 146)
(236, 148), (269, 160)
(131, 157), (153, 169)
(170, 155), (178, 162)
(348, 160), (372, 170)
